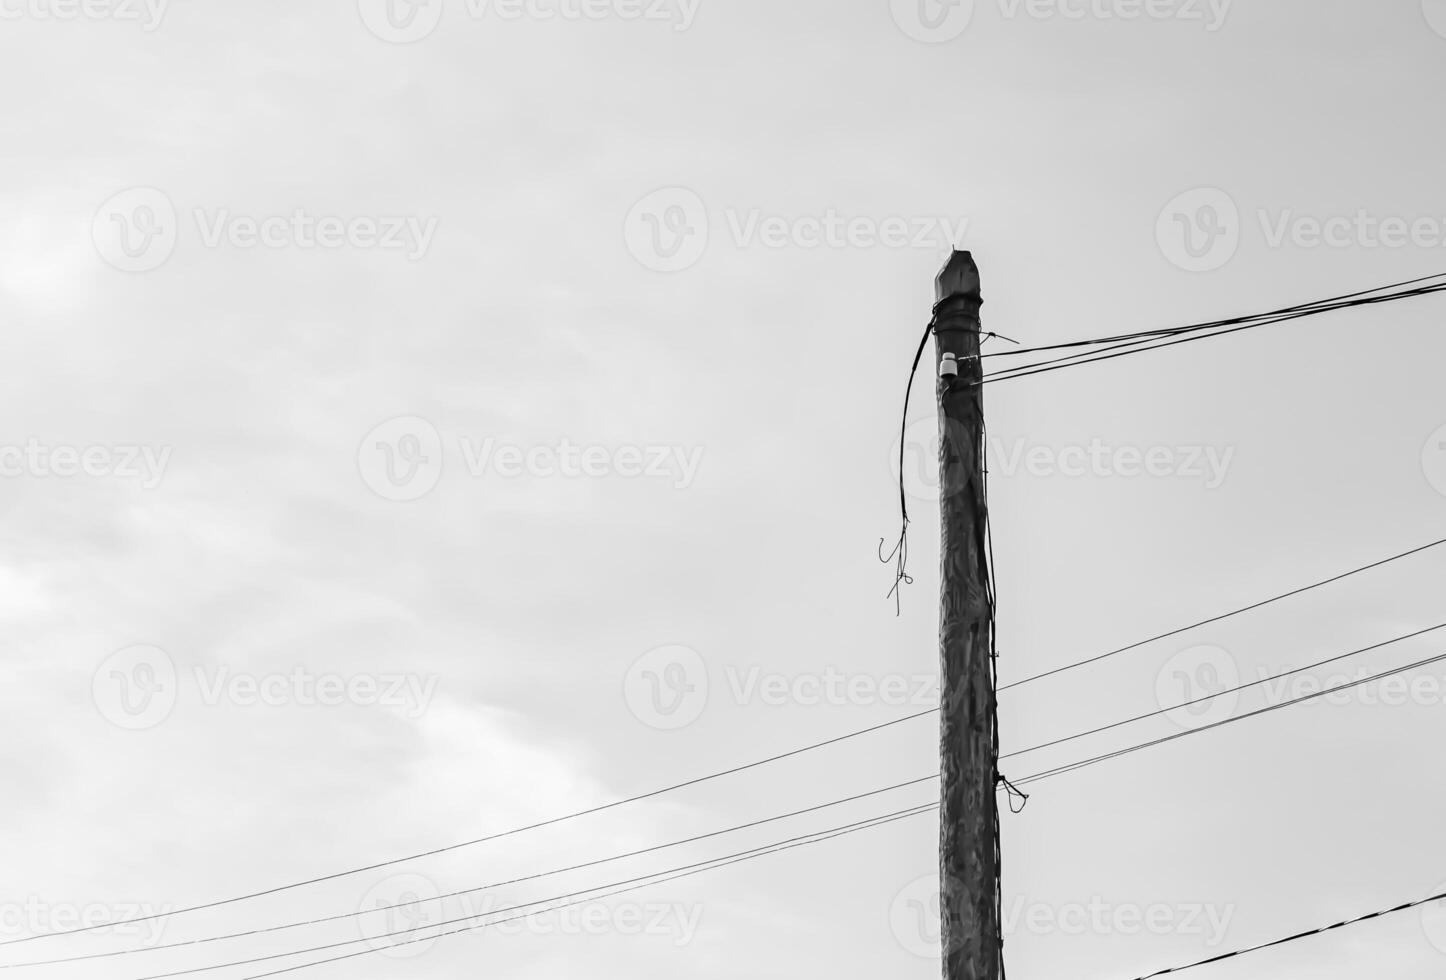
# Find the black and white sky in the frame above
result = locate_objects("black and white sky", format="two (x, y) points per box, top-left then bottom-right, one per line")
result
(4, 1), (1446, 978)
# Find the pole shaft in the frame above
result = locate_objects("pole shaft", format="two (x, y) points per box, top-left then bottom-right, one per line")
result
(934, 251), (1000, 980)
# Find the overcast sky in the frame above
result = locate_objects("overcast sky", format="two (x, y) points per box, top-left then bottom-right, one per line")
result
(3, 1), (1446, 978)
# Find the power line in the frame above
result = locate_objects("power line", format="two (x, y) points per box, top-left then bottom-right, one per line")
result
(1124, 885), (1446, 979)
(1001, 620), (1446, 760)
(130, 803), (939, 980)
(180, 621), (1446, 977)
(14, 538), (1439, 950)
(981, 273), (1446, 363)
(21, 613), (1441, 970)
(997, 535), (1446, 691)
(1015, 647), (1446, 786)
(978, 274), (1446, 386)
(0, 776), (939, 969)
(29, 601), (1441, 970)
(0, 707), (936, 948)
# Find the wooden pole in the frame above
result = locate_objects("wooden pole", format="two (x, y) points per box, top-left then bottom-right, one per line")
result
(934, 250), (1001, 980)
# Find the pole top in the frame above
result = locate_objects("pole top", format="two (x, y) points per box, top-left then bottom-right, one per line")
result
(935, 250), (980, 304)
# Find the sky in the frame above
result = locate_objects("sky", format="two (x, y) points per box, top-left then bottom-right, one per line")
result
(2, 0), (1446, 978)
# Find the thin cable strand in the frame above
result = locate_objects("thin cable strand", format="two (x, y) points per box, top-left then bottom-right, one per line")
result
(1124, 887), (1446, 979)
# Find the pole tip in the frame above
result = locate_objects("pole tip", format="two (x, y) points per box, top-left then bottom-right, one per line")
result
(935, 250), (980, 303)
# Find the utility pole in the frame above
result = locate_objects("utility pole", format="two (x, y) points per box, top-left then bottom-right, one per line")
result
(934, 250), (1001, 980)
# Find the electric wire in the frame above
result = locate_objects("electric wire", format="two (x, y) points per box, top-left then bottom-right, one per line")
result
(126, 803), (939, 980)
(1123, 886), (1446, 979)
(1002, 620), (1446, 760)
(997, 536), (1446, 691)
(1014, 647), (1446, 785)
(0, 707), (937, 948)
(0, 776), (940, 969)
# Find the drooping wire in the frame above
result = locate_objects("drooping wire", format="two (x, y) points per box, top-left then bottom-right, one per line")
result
(0, 776), (941, 969)
(1013, 646), (1446, 786)
(880, 314), (936, 614)
(0, 707), (938, 947)
(30, 616), (1446, 969)
(1002, 619), (1446, 761)
(997, 535), (1446, 691)
(15, 527), (1440, 951)
(128, 804), (940, 980)
(981, 271), (1446, 362)
(979, 274), (1446, 387)
(1123, 885), (1446, 979)
(221, 638), (1446, 980)
(881, 308), (1017, 614)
